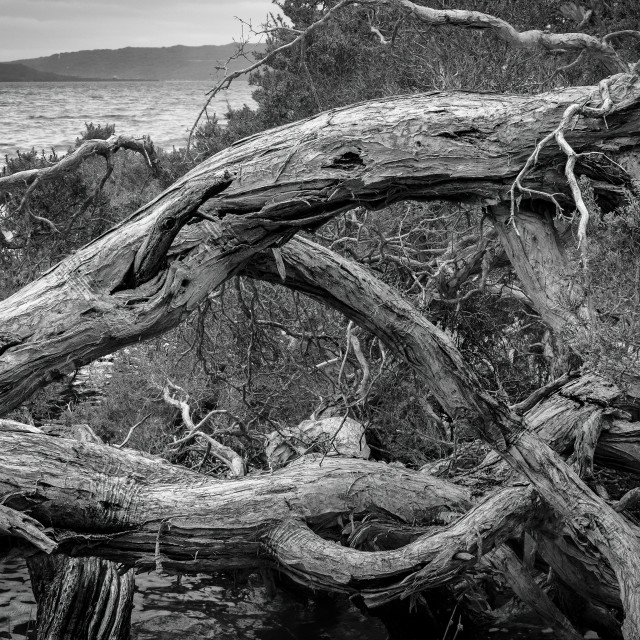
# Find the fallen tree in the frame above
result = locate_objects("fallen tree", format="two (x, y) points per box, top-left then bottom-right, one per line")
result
(2, 4), (640, 639)
(3, 73), (640, 411)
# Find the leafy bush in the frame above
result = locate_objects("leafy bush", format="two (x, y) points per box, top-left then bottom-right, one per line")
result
(75, 122), (116, 145)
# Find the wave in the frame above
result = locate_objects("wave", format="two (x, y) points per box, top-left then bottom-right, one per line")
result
(1, 81), (257, 163)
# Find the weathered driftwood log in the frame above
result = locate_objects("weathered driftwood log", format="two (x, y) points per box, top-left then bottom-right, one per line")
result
(2, 75), (640, 635)
(0, 418), (622, 634)
(3, 74), (640, 412)
(0, 422), (548, 607)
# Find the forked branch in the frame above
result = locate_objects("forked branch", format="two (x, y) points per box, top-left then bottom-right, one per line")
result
(0, 134), (161, 234)
(163, 381), (245, 476)
(509, 76), (620, 265)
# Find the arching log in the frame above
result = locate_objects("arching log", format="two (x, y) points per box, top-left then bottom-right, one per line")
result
(240, 235), (640, 634)
(0, 422), (540, 604)
(3, 74), (640, 413)
(2, 75), (640, 635)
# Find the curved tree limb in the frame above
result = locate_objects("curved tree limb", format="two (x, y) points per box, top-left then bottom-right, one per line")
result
(3, 77), (640, 413)
(0, 135), (161, 229)
(0, 421), (543, 606)
(0, 135), (160, 193)
(241, 235), (640, 635)
(2, 77), (640, 635)
(163, 381), (245, 476)
(362, 0), (628, 74)
(264, 486), (538, 606)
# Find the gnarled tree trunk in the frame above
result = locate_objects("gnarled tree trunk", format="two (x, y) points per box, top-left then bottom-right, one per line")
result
(3, 73), (640, 636)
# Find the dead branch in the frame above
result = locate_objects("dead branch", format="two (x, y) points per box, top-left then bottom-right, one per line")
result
(0, 135), (160, 193)
(509, 76), (617, 266)
(511, 371), (580, 415)
(114, 413), (151, 449)
(0, 134), (160, 234)
(186, 0), (355, 151)
(163, 382), (245, 476)
(362, 0), (627, 73)
(0, 504), (57, 554)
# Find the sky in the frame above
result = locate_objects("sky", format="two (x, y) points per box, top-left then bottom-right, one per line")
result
(0, 0), (275, 61)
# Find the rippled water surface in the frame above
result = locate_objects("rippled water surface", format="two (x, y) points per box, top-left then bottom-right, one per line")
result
(0, 558), (387, 639)
(0, 80), (256, 160)
(0, 556), (602, 639)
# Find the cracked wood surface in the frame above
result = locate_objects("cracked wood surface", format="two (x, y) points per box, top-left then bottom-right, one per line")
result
(2, 74), (640, 635)
(2, 74), (640, 412)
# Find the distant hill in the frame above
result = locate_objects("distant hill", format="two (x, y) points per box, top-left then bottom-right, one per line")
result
(11, 44), (266, 81)
(0, 62), (94, 82)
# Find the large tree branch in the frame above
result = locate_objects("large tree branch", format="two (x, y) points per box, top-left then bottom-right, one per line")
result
(2, 77), (640, 634)
(3, 76), (640, 413)
(0, 422), (544, 606)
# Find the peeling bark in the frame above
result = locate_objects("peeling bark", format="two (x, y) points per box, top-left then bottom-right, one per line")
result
(27, 555), (134, 640)
(1, 72), (640, 636)
(3, 74), (640, 412)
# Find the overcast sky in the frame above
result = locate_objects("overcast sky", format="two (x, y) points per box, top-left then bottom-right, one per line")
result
(0, 0), (275, 61)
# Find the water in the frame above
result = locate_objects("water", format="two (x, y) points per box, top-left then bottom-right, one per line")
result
(0, 558), (387, 639)
(1, 557), (598, 639)
(0, 80), (257, 160)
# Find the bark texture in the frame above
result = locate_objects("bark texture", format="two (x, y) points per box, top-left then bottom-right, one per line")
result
(0, 422), (537, 605)
(2, 74), (640, 412)
(27, 555), (134, 640)
(2, 73), (640, 636)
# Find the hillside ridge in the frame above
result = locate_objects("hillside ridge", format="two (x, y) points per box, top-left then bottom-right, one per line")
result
(10, 43), (265, 81)
(0, 62), (96, 82)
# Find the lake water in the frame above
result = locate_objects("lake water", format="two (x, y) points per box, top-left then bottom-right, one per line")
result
(0, 556), (589, 639)
(0, 557), (387, 640)
(0, 80), (257, 160)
